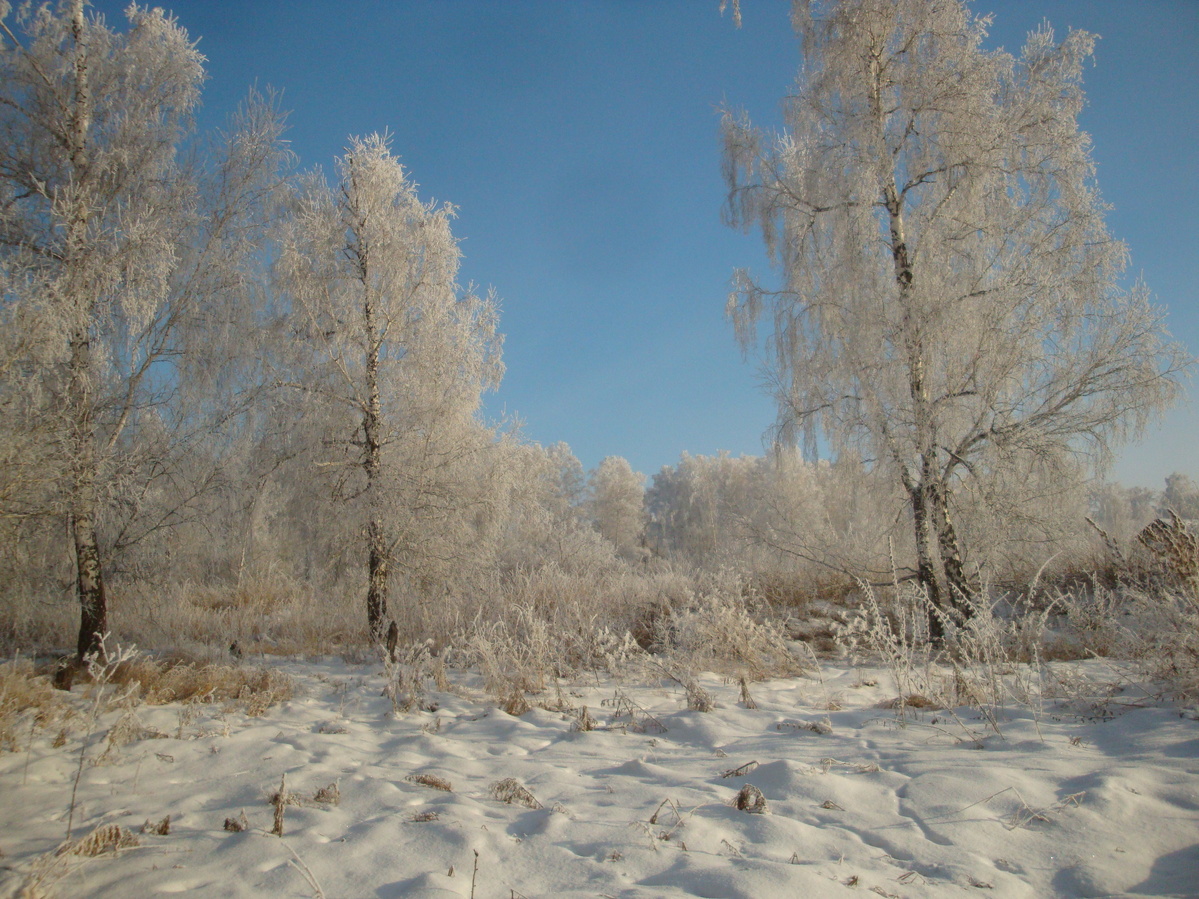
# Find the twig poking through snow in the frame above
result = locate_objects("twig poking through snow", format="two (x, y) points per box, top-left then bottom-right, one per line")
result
(720, 760), (759, 778)
(271, 773), (287, 836)
(284, 841), (326, 899)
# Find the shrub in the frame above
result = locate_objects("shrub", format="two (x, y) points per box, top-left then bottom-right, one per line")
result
(653, 571), (807, 680)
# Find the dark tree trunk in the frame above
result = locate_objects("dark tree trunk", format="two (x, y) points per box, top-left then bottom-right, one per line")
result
(930, 482), (976, 618)
(908, 478), (946, 643)
(366, 520), (390, 642)
(74, 523), (108, 661)
(358, 229), (390, 643)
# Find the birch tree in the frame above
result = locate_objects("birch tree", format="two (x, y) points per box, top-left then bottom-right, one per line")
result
(588, 455), (645, 561)
(279, 135), (503, 641)
(0, 0), (287, 659)
(723, 0), (1189, 632)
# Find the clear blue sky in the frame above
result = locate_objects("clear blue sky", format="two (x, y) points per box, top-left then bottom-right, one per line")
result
(90, 1), (1199, 488)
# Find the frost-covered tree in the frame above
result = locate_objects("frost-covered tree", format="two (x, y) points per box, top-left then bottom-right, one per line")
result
(546, 441), (588, 521)
(645, 449), (894, 584)
(587, 456), (645, 561)
(723, 0), (1189, 630)
(0, 0), (287, 659)
(1089, 481), (1158, 547)
(1161, 473), (1199, 522)
(479, 439), (616, 576)
(278, 135), (502, 640)
(646, 452), (757, 567)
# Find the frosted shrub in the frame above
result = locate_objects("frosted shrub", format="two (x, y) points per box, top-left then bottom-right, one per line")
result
(656, 572), (805, 679)
(1127, 591), (1199, 705)
(1031, 583), (1199, 710)
(1074, 586), (1199, 706)
(1053, 583), (1126, 658)
(382, 641), (441, 714)
(837, 582), (940, 708)
(837, 582), (1053, 721)
(941, 591), (1053, 715)
(462, 600), (646, 708)
(465, 608), (554, 702)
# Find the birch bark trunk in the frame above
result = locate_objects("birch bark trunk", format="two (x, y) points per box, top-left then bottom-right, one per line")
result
(66, 0), (109, 662)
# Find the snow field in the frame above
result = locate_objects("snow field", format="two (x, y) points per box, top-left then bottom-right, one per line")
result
(1, 659), (1197, 898)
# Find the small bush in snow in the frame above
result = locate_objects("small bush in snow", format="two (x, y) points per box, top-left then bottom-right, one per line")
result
(654, 571), (806, 680)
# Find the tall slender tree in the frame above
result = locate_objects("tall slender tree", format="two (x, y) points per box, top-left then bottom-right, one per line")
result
(279, 135), (502, 641)
(588, 456), (645, 561)
(0, 0), (287, 660)
(723, 0), (1189, 631)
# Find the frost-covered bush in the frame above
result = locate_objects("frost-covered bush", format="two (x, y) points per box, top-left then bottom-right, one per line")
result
(836, 583), (940, 708)
(458, 574), (651, 707)
(1054, 584), (1199, 706)
(836, 581), (1055, 721)
(653, 571), (806, 680)
(1124, 591), (1199, 705)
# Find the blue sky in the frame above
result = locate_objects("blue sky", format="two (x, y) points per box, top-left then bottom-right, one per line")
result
(90, 1), (1199, 488)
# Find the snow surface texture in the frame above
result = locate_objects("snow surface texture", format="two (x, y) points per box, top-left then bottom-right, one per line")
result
(2, 660), (1197, 898)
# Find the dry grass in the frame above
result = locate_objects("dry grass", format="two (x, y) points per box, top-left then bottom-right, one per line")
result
(656, 669), (715, 712)
(312, 782), (341, 805)
(490, 777), (542, 809)
(56, 823), (139, 857)
(100, 657), (294, 714)
(110, 576), (367, 657)
(1133, 511), (1199, 594)
(571, 705), (596, 732)
(747, 571), (859, 617)
(501, 688), (531, 716)
(97, 708), (168, 762)
(0, 658), (76, 752)
(738, 676), (757, 709)
(405, 773), (453, 792)
(877, 693), (941, 711)
(601, 689), (668, 734)
(140, 815), (171, 835)
(733, 783), (768, 814)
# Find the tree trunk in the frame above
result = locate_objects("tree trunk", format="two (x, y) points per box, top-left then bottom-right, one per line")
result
(888, 168), (950, 639)
(73, 511), (108, 661)
(930, 482), (976, 617)
(871, 54), (958, 641)
(366, 519), (389, 642)
(360, 258), (390, 642)
(66, 0), (107, 663)
(908, 478), (946, 642)
(68, 326), (108, 661)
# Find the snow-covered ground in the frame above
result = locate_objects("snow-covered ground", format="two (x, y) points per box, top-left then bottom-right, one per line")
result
(2, 658), (1197, 898)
